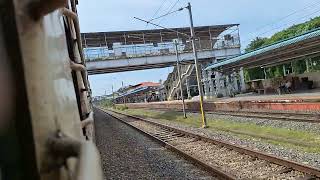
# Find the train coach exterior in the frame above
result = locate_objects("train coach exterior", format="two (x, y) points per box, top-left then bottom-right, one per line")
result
(0, 0), (102, 179)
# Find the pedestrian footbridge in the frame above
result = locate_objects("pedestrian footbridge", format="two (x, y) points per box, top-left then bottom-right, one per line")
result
(82, 25), (241, 75)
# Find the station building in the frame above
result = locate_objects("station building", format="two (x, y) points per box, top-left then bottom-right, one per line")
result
(127, 28), (320, 113)
(115, 82), (162, 103)
(203, 28), (320, 99)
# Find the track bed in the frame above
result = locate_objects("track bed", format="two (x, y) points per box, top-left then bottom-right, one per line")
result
(94, 108), (217, 179)
(104, 108), (320, 180)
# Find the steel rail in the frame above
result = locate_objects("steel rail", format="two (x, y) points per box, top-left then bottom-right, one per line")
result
(185, 109), (319, 123)
(102, 109), (236, 180)
(130, 107), (320, 123)
(104, 108), (320, 178)
(205, 111), (320, 123)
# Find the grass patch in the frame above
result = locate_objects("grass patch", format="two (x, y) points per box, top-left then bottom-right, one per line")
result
(114, 104), (128, 111)
(109, 107), (320, 153)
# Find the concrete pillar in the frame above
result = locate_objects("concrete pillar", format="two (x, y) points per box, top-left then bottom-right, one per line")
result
(263, 68), (267, 79)
(232, 71), (239, 93)
(215, 71), (222, 96)
(226, 74), (231, 97)
(306, 58), (311, 72)
(239, 67), (246, 92)
(283, 65), (286, 76)
(202, 70), (210, 97)
(186, 77), (191, 99)
(208, 70), (214, 97)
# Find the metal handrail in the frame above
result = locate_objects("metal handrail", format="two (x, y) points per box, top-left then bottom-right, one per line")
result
(70, 61), (86, 72)
(61, 8), (85, 64)
(47, 132), (103, 180)
(62, 8), (90, 93)
(168, 64), (194, 99)
(81, 111), (94, 128)
(84, 36), (241, 61)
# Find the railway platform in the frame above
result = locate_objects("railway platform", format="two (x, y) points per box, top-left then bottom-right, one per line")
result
(213, 89), (320, 103)
(124, 89), (320, 113)
(208, 89), (320, 112)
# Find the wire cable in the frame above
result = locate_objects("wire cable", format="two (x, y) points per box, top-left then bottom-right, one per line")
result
(167, 0), (181, 14)
(146, 0), (170, 28)
(257, 8), (320, 37)
(242, 5), (320, 45)
(244, 0), (320, 42)
(149, 7), (184, 22)
(249, 0), (320, 37)
(134, 16), (190, 37)
(152, 0), (170, 19)
(158, 0), (181, 25)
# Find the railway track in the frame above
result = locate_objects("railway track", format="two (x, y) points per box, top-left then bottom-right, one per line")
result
(102, 108), (320, 180)
(94, 108), (216, 179)
(206, 111), (320, 123)
(134, 107), (320, 123)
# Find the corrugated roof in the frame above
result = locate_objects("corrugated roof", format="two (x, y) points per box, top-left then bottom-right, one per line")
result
(139, 82), (161, 87)
(118, 82), (160, 98)
(81, 24), (238, 47)
(205, 28), (320, 71)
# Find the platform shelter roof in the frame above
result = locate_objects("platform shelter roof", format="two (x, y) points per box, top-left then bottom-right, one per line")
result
(81, 24), (238, 47)
(205, 28), (320, 72)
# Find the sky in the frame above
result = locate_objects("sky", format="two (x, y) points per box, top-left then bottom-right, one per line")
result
(77, 0), (320, 97)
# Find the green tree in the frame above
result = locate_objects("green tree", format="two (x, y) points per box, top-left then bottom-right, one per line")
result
(244, 67), (265, 81)
(245, 37), (268, 52)
(292, 60), (307, 74)
(246, 16), (320, 52)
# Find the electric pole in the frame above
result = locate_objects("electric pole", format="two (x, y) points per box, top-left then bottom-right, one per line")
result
(174, 41), (187, 118)
(187, 2), (207, 128)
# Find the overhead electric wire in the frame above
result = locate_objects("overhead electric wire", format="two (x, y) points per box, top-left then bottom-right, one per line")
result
(146, 0), (170, 28)
(152, 0), (170, 19)
(158, 0), (181, 25)
(242, 3), (320, 45)
(134, 16), (190, 37)
(149, 7), (184, 22)
(167, 0), (181, 14)
(256, 7), (320, 37)
(247, 0), (320, 38)
(243, 0), (320, 44)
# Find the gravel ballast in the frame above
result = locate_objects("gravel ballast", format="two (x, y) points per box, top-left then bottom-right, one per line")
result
(203, 112), (320, 134)
(94, 108), (217, 180)
(118, 109), (320, 170)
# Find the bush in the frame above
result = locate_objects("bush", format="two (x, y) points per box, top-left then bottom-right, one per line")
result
(102, 99), (113, 108)
(115, 105), (128, 111)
